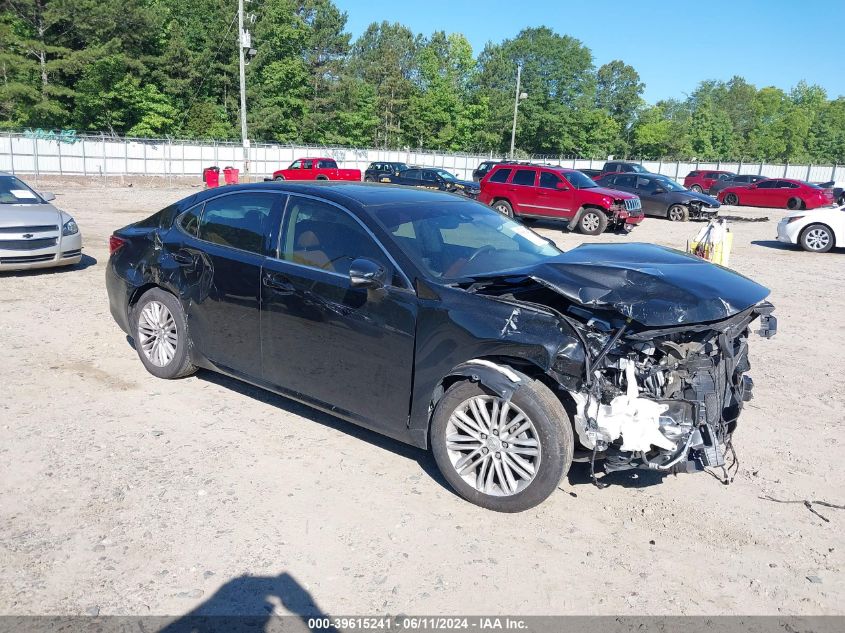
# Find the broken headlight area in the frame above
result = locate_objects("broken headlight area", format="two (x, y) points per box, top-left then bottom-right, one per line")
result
(562, 302), (774, 484)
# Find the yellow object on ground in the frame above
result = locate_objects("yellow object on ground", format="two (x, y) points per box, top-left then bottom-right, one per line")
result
(687, 219), (733, 267)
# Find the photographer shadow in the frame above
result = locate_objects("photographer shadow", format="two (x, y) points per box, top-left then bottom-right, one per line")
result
(158, 571), (337, 633)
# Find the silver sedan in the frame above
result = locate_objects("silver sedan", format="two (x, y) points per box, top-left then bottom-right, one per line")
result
(0, 172), (82, 272)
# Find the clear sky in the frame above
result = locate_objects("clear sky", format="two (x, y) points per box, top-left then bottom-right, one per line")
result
(336, 0), (845, 103)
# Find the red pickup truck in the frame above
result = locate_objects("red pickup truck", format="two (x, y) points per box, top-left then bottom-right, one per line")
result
(272, 157), (361, 181)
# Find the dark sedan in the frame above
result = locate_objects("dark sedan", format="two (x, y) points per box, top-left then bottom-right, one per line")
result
(381, 167), (480, 198)
(708, 174), (767, 196)
(595, 173), (720, 221)
(106, 182), (774, 512)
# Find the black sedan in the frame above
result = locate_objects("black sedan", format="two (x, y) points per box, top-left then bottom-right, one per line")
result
(106, 182), (774, 512)
(381, 167), (480, 198)
(707, 174), (767, 196)
(595, 173), (720, 221)
(364, 161), (408, 182)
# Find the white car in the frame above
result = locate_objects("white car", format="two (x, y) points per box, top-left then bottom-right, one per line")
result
(0, 172), (82, 271)
(776, 205), (845, 253)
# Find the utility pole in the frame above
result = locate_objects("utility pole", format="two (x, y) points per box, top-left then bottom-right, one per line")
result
(510, 63), (526, 159)
(238, 0), (250, 178)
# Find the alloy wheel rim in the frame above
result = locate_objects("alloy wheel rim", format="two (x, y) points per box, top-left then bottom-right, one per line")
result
(138, 301), (178, 367)
(497, 204), (511, 216)
(669, 207), (683, 220)
(726, 195), (737, 205)
(445, 396), (541, 496)
(805, 228), (830, 251)
(582, 214), (600, 231)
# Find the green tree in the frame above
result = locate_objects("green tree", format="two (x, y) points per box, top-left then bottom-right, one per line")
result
(595, 60), (643, 150)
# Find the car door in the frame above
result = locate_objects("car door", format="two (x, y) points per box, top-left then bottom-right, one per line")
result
(393, 168), (418, 185)
(168, 190), (284, 377)
(633, 176), (666, 216)
(421, 170), (442, 190)
(260, 194), (417, 435)
(506, 168), (539, 215)
(532, 171), (575, 218)
(748, 179), (778, 206)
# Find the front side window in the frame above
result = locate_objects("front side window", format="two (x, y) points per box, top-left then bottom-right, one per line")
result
(422, 171), (438, 182)
(564, 171), (597, 189)
(0, 175), (45, 205)
(289, 160), (302, 170)
(489, 168), (512, 183)
(539, 172), (561, 189)
(199, 192), (277, 254)
(280, 196), (389, 278)
(512, 169), (536, 186)
(433, 169), (457, 182)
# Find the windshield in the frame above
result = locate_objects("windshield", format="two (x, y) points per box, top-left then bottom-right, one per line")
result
(0, 175), (44, 205)
(566, 171), (598, 189)
(373, 200), (561, 281)
(656, 177), (686, 192)
(434, 169), (457, 182)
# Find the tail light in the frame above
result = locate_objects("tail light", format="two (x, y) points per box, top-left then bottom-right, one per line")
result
(109, 235), (127, 255)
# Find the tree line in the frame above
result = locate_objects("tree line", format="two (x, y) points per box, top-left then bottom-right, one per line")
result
(2, 0), (844, 163)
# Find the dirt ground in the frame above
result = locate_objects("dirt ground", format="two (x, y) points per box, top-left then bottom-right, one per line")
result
(1, 179), (843, 617)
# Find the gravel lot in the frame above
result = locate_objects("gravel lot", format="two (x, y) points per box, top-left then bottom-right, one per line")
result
(1, 179), (843, 617)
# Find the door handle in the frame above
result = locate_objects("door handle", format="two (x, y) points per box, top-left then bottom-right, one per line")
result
(263, 272), (295, 293)
(172, 250), (195, 267)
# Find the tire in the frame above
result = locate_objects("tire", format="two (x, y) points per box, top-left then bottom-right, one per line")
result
(667, 204), (689, 222)
(274, 175), (285, 181)
(724, 193), (739, 206)
(838, 194), (845, 207)
(493, 200), (514, 218)
(577, 209), (608, 235)
(787, 197), (804, 210)
(799, 224), (834, 253)
(690, 185), (703, 193)
(131, 288), (196, 379)
(430, 374), (573, 512)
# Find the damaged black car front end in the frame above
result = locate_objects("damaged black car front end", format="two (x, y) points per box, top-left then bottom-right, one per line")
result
(458, 243), (776, 483)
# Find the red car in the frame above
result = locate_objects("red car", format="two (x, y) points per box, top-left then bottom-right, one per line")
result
(478, 164), (644, 235)
(684, 170), (735, 193)
(717, 178), (836, 210)
(272, 157), (361, 181)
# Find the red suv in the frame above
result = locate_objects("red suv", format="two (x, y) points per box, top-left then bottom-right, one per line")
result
(478, 164), (644, 235)
(684, 170), (735, 193)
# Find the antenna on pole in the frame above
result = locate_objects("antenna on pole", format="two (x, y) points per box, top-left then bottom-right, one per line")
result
(238, 0), (250, 178)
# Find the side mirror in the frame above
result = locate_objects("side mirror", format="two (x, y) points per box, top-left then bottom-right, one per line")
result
(40, 191), (56, 202)
(349, 257), (386, 289)
(556, 182), (569, 191)
(653, 187), (665, 194)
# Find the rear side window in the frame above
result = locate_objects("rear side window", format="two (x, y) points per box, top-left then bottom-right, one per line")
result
(757, 180), (778, 189)
(489, 168), (512, 183)
(177, 203), (203, 237)
(317, 159), (338, 169)
(539, 172), (561, 189)
(199, 192), (278, 254)
(615, 175), (637, 188)
(404, 170), (420, 181)
(512, 169), (536, 186)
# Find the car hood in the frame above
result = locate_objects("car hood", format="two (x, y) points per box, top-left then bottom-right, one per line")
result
(588, 186), (637, 200)
(473, 243), (770, 327)
(675, 190), (720, 206)
(0, 203), (63, 228)
(449, 179), (480, 190)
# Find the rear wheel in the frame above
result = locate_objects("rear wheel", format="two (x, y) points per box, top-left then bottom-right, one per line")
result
(690, 185), (703, 193)
(131, 288), (196, 379)
(493, 200), (514, 218)
(430, 375), (573, 512)
(577, 209), (608, 235)
(724, 192), (739, 206)
(800, 224), (834, 253)
(787, 197), (804, 210)
(667, 204), (689, 222)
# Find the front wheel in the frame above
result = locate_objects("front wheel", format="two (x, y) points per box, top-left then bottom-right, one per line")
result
(493, 200), (514, 218)
(274, 175), (285, 181)
(800, 224), (834, 253)
(577, 209), (608, 235)
(667, 204), (689, 222)
(724, 193), (738, 206)
(430, 375), (573, 512)
(131, 288), (196, 379)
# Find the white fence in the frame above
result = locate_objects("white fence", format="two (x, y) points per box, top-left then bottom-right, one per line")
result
(1, 132), (843, 185)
